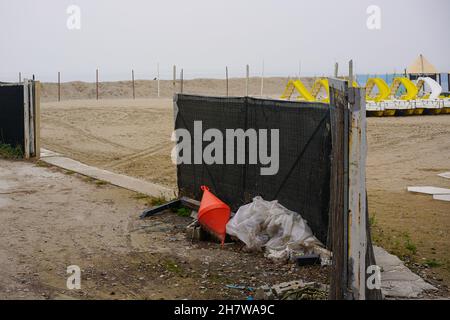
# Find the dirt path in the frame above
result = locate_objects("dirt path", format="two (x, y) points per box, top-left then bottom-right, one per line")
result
(0, 159), (327, 300)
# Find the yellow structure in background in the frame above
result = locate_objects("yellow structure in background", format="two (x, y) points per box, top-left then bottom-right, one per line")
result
(280, 76), (449, 117)
(390, 77), (418, 100)
(280, 80), (315, 101)
(365, 78), (391, 102)
(311, 79), (330, 103)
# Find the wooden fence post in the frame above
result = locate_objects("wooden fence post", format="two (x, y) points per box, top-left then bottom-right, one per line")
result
(245, 64), (249, 96)
(157, 63), (160, 97)
(347, 85), (368, 300)
(132, 69), (135, 99)
(23, 79), (30, 159)
(180, 69), (184, 93)
(96, 69), (99, 100)
(226, 66), (229, 97)
(58, 72), (61, 102)
(260, 60), (264, 97)
(173, 65), (177, 93)
(34, 81), (41, 159)
(328, 78), (349, 300)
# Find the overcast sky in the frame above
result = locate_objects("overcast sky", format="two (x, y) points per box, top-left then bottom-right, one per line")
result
(1, 0), (449, 81)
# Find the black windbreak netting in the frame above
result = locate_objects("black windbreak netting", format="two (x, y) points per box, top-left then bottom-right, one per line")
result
(174, 94), (332, 243)
(0, 84), (24, 150)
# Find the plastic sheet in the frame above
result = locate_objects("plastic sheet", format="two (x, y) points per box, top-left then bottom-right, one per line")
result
(227, 196), (325, 261)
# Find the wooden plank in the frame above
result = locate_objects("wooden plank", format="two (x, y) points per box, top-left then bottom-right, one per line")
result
(407, 186), (450, 195)
(34, 81), (41, 159)
(29, 82), (35, 156)
(23, 80), (30, 159)
(348, 86), (367, 300)
(328, 78), (349, 300)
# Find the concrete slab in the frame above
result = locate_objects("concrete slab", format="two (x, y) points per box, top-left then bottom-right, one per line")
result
(40, 149), (176, 200)
(373, 246), (437, 298)
(407, 186), (450, 195)
(433, 194), (450, 202)
(438, 172), (450, 179)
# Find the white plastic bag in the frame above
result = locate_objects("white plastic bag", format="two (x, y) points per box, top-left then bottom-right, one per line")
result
(226, 196), (323, 259)
(226, 196), (271, 251)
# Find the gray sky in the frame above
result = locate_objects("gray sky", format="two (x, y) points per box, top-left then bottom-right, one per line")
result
(1, 0), (449, 81)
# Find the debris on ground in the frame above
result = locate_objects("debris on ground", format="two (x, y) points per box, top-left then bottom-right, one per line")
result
(255, 279), (329, 300)
(226, 196), (331, 264)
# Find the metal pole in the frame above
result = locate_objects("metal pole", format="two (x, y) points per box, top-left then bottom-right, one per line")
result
(260, 60), (264, 97)
(180, 68), (184, 93)
(173, 65), (176, 93)
(58, 71), (61, 102)
(96, 69), (99, 100)
(157, 63), (160, 97)
(246, 64), (249, 96)
(132, 69), (135, 99)
(334, 62), (339, 78)
(19, 72), (22, 83)
(226, 66), (229, 97)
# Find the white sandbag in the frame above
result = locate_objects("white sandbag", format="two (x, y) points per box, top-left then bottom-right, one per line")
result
(226, 196), (323, 259)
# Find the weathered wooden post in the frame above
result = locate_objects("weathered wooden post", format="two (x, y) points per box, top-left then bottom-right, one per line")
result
(245, 64), (249, 96)
(96, 68), (99, 100)
(58, 71), (61, 102)
(347, 78), (368, 300)
(180, 69), (184, 93)
(328, 78), (349, 300)
(260, 60), (264, 97)
(329, 69), (380, 299)
(173, 65), (177, 93)
(226, 66), (229, 97)
(132, 69), (136, 99)
(157, 63), (160, 98)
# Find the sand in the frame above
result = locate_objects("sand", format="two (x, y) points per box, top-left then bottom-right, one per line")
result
(39, 77), (313, 102)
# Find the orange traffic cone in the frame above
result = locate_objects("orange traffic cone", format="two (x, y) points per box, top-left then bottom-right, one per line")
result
(198, 186), (231, 245)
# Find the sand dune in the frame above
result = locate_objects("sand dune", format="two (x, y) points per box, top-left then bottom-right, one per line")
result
(40, 77), (315, 102)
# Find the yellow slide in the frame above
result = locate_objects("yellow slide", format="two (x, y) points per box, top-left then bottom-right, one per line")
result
(280, 80), (316, 101)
